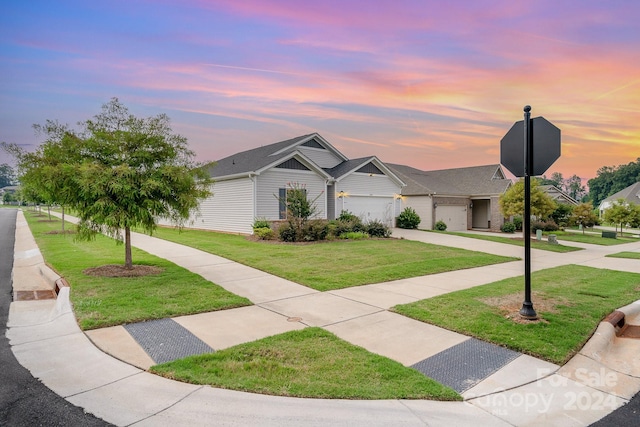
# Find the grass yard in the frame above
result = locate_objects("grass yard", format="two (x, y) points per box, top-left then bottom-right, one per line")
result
(392, 265), (640, 364)
(548, 230), (638, 246)
(149, 227), (518, 291)
(445, 231), (582, 253)
(606, 252), (640, 260)
(23, 211), (251, 329)
(151, 328), (461, 400)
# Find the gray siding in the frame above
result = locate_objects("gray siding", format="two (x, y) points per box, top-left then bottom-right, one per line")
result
(298, 147), (343, 169)
(194, 178), (255, 234)
(256, 169), (327, 219)
(337, 173), (400, 196)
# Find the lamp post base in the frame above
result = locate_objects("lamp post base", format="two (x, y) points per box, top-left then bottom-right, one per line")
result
(519, 302), (538, 320)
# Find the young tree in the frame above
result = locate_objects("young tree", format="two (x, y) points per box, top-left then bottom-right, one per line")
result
(70, 98), (212, 269)
(0, 163), (15, 188)
(570, 203), (598, 234)
(499, 179), (557, 220)
(603, 199), (633, 237)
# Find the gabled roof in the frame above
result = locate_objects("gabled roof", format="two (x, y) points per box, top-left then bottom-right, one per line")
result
(539, 185), (579, 205)
(327, 157), (405, 187)
(386, 164), (511, 196)
(601, 182), (640, 206)
(206, 133), (346, 179)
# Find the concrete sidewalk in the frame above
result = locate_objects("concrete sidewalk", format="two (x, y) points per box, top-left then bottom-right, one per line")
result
(7, 211), (640, 426)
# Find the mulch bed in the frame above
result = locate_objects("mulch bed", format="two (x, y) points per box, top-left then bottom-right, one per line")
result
(83, 264), (164, 277)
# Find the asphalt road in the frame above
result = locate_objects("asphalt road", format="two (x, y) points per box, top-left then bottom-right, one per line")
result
(0, 208), (111, 427)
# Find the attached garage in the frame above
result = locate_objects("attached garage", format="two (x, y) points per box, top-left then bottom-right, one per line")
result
(435, 205), (468, 231)
(342, 195), (394, 225)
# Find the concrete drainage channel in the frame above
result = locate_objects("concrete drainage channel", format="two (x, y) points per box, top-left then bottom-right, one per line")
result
(605, 310), (640, 339)
(13, 277), (70, 301)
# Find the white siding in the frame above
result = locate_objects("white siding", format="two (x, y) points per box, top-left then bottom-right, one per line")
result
(338, 173), (400, 196)
(298, 147), (343, 168)
(402, 195), (433, 229)
(186, 178), (255, 234)
(256, 169), (327, 219)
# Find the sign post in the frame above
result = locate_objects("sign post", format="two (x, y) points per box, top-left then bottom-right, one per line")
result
(500, 106), (561, 320)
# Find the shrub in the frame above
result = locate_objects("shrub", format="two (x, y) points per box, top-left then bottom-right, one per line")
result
(253, 218), (271, 230)
(340, 231), (369, 240)
(434, 220), (447, 231)
(513, 215), (523, 231)
(254, 227), (274, 240)
(338, 210), (359, 222)
(302, 219), (329, 241)
(397, 207), (421, 229)
(366, 220), (391, 238)
(501, 222), (516, 233)
(278, 223), (298, 242)
(331, 217), (365, 237)
(531, 220), (559, 233)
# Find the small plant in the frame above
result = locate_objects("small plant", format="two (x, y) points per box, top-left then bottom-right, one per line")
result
(254, 227), (274, 240)
(338, 210), (359, 222)
(278, 223), (298, 242)
(397, 207), (421, 229)
(253, 218), (271, 231)
(513, 215), (523, 231)
(340, 231), (369, 240)
(434, 220), (447, 231)
(302, 219), (329, 241)
(501, 222), (516, 233)
(366, 220), (391, 238)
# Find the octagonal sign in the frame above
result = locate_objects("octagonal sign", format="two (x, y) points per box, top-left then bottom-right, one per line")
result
(500, 116), (561, 177)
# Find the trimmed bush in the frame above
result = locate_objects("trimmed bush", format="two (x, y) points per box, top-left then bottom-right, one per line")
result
(513, 215), (523, 231)
(501, 222), (516, 233)
(338, 210), (359, 222)
(366, 220), (391, 238)
(254, 227), (274, 240)
(434, 220), (447, 231)
(397, 207), (421, 229)
(253, 218), (271, 230)
(278, 223), (298, 242)
(302, 219), (329, 241)
(531, 220), (559, 233)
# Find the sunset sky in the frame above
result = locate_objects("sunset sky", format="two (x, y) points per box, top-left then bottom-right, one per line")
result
(1, 0), (638, 182)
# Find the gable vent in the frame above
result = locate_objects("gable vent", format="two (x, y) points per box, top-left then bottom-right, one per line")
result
(356, 163), (384, 175)
(275, 158), (311, 171)
(301, 139), (325, 149)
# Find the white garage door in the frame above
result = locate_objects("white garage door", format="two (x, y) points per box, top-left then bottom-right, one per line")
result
(436, 205), (467, 231)
(343, 196), (393, 225)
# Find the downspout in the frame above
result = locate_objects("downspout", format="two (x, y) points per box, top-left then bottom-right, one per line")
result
(249, 173), (257, 221)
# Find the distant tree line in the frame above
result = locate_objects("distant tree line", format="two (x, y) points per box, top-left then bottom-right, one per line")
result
(587, 158), (640, 207)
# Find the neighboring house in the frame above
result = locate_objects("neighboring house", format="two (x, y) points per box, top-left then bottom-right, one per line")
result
(0, 185), (19, 204)
(598, 182), (640, 217)
(539, 185), (579, 206)
(169, 133), (406, 234)
(387, 164), (512, 232)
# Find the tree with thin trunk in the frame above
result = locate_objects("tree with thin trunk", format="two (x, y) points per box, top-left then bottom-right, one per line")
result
(72, 98), (212, 269)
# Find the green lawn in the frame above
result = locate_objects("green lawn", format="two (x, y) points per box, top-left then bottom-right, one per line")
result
(23, 211), (251, 329)
(392, 265), (640, 364)
(444, 231), (582, 253)
(149, 227), (518, 291)
(606, 252), (640, 260)
(549, 230), (638, 246)
(151, 328), (461, 400)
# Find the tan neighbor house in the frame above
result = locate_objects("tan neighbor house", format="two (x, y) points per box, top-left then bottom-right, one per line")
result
(387, 164), (512, 232)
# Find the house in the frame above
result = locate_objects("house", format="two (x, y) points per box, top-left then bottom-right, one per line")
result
(387, 164), (512, 232)
(539, 185), (579, 206)
(598, 182), (640, 217)
(173, 133), (406, 234)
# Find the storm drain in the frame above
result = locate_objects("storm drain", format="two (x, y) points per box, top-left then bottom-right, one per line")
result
(14, 290), (57, 301)
(412, 338), (520, 393)
(124, 318), (213, 364)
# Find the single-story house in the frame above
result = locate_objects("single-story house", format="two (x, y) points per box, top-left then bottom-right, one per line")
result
(387, 164), (512, 232)
(539, 185), (579, 206)
(170, 133), (406, 234)
(599, 182), (640, 217)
